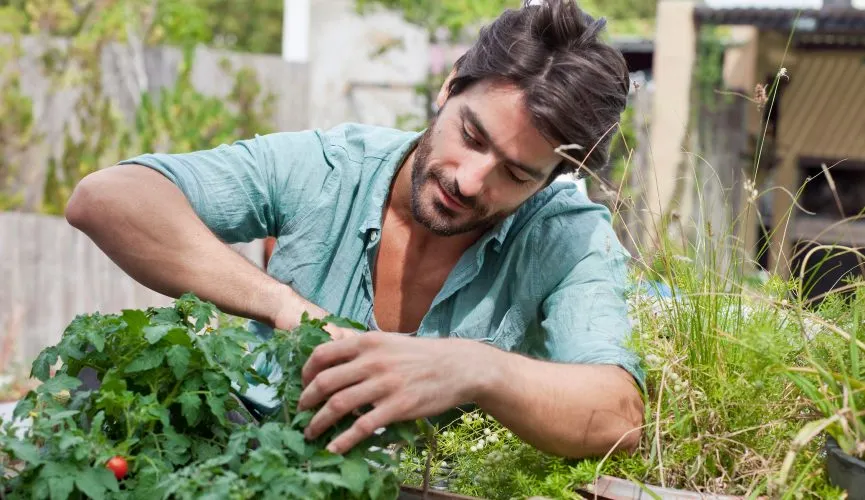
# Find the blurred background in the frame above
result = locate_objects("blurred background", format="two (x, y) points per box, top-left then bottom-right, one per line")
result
(1, 0), (864, 397)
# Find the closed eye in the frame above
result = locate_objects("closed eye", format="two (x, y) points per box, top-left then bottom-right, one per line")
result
(461, 126), (482, 149)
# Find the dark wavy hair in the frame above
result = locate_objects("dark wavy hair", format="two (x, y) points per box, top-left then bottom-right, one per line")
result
(447, 0), (630, 178)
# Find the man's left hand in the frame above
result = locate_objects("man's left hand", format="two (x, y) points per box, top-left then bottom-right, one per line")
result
(297, 332), (488, 454)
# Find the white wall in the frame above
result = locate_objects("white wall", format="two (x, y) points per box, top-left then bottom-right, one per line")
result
(308, 0), (430, 129)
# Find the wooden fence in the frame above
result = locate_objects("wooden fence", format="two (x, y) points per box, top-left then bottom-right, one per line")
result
(0, 212), (264, 374)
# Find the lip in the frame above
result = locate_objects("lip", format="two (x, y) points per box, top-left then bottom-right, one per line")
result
(436, 181), (467, 211)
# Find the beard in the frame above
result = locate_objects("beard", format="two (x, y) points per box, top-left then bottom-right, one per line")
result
(408, 124), (510, 237)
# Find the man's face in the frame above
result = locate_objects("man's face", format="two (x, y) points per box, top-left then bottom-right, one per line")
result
(409, 80), (563, 237)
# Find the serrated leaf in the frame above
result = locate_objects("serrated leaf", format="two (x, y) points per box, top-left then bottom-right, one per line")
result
(59, 434), (84, 451)
(309, 449), (344, 468)
(143, 324), (176, 344)
(281, 428), (308, 457)
(163, 327), (193, 347)
(305, 471), (350, 488)
(41, 462), (76, 500)
(166, 345), (191, 379)
(125, 349), (165, 373)
(12, 397), (35, 421)
(37, 374), (82, 394)
(85, 327), (106, 352)
(367, 470), (398, 500)
(177, 392), (202, 426)
(3, 439), (42, 464)
(122, 309), (149, 336)
(322, 315), (368, 331)
(48, 410), (80, 422)
(31, 347), (58, 381)
(75, 466), (119, 499)
(206, 392), (227, 425)
(292, 410), (314, 428)
(340, 456), (370, 494)
(100, 369), (127, 393)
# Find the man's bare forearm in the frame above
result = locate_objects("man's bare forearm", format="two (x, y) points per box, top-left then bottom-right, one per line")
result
(473, 344), (645, 458)
(65, 164), (323, 329)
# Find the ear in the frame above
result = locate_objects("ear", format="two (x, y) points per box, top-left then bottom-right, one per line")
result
(435, 67), (457, 110)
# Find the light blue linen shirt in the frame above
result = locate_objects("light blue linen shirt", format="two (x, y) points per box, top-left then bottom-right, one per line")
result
(119, 123), (645, 412)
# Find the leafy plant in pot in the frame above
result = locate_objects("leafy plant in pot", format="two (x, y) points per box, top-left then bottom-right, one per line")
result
(777, 275), (865, 499)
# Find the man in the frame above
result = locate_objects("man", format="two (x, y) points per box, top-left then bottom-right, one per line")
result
(66, 0), (645, 459)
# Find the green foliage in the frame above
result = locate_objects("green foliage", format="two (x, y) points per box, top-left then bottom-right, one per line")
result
(0, 294), (418, 498)
(0, 37), (38, 211)
(396, 270), (861, 498)
(0, 0), (277, 214)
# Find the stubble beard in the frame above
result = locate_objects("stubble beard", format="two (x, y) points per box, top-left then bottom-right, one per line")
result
(408, 126), (509, 237)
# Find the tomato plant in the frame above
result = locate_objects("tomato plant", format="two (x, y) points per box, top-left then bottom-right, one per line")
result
(0, 293), (419, 499)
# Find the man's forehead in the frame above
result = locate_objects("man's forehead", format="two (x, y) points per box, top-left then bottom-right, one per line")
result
(456, 84), (562, 172)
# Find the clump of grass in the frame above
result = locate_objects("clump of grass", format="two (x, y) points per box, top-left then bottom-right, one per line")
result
(398, 265), (855, 499)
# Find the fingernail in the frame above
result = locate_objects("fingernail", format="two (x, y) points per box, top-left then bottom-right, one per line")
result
(326, 443), (339, 454)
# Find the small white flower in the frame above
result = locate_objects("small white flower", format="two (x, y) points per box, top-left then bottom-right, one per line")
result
(470, 445), (478, 452)
(440, 461), (447, 467)
(668, 371), (680, 382)
(484, 428), (491, 436)
(506, 431), (513, 439)
(645, 354), (661, 365)
(477, 439), (485, 449)
(489, 433), (499, 443)
(674, 383), (683, 392)
(421, 450), (427, 457)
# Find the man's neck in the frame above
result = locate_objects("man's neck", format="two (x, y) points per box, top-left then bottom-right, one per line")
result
(385, 150), (483, 257)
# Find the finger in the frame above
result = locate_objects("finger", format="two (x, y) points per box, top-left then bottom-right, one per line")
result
(324, 326), (360, 341)
(304, 379), (389, 441)
(298, 360), (367, 412)
(325, 400), (402, 455)
(301, 336), (361, 387)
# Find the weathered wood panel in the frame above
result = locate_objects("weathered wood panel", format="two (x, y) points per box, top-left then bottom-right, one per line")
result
(0, 212), (264, 374)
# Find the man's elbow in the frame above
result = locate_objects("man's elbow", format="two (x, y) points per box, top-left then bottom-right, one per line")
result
(66, 168), (118, 231)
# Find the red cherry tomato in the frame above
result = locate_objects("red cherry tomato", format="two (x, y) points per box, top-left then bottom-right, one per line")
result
(106, 456), (128, 480)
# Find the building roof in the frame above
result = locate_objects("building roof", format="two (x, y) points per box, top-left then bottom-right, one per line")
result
(694, 6), (865, 32)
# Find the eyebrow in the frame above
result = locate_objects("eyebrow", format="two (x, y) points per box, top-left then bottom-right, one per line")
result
(459, 105), (547, 182)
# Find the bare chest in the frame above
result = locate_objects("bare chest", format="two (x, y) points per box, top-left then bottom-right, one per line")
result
(371, 235), (459, 334)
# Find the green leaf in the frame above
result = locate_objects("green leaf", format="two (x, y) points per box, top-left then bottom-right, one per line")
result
(122, 309), (149, 336)
(125, 348), (165, 373)
(281, 428), (308, 457)
(48, 410), (80, 422)
(205, 392), (227, 425)
(85, 327), (106, 352)
(41, 462), (76, 500)
(309, 449), (344, 468)
(340, 456), (370, 494)
(322, 315), (368, 331)
(37, 374), (82, 394)
(59, 434), (85, 451)
(75, 466), (119, 499)
(3, 439), (42, 464)
(177, 392), (202, 426)
(101, 369), (127, 393)
(143, 324), (178, 344)
(292, 410), (314, 429)
(167, 345), (191, 379)
(12, 397), (35, 421)
(305, 471), (350, 489)
(31, 346), (59, 381)
(367, 470), (399, 500)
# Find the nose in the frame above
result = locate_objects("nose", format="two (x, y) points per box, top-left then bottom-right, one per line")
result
(454, 153), (497, 198)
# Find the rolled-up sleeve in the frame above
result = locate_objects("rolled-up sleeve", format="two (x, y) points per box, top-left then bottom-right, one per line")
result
(117, 130), (332, 244)
(539, 221), (645, 392)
